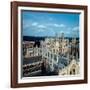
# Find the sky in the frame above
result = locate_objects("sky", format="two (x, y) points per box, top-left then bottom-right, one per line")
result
(22, 10), (80, 37)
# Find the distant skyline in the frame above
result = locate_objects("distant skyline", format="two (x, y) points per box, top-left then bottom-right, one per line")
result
(22, 10), (80, 37)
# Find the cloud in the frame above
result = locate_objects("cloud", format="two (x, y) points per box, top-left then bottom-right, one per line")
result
(23, 19), (79, 37)
(38, 25), (46, 28)
(23, 20), (38, 29)
(23, 20), (47, 30)
(59, 24), (66, 27)
(23, 24), (30, 29)
(72, 26), (79, 31)
(59, 30), (64, 33)
(38, 29), (45, 32)
(65, 32), (70, 34)
(32, 22), (38, 26)
(54, 24), (59, 27)
(53, 23), (65, 28)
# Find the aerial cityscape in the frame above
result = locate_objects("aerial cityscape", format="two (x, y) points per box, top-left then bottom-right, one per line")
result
(22, 11), (80, 77)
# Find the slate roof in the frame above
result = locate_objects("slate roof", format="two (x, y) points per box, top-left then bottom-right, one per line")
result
(23, 56), (42, 65)
(58, 56), (69, 69)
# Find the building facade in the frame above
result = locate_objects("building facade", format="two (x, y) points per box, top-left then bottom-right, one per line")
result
(23, 33), (80, 76)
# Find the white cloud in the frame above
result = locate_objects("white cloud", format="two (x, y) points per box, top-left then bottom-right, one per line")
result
(23, 20), (38, 29)
(54, 24), (59, 27)
(23, 24), (30, 29)
(38, 29), (45, 32)
(38, 25), (46, 28)
(32, 22), (38, 26)
(65, 32), (70, 34)
(59, 24), (65, 27)
(23, 20), (31, 29)
(59, 30), (64, 33)
(53, 23), (65, 28)
(72, 26), (79, 31)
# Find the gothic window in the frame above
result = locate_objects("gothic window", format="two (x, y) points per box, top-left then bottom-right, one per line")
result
(53, 49), (55, 53)
(70, 69), (76, 75)
(72, 69), (75, 75)
(51, 54), (52, 59)
(70, 71), (72, 75)
(45, 53), (47, 57)
(48, 52), (49, 57)
(54, 55), (57, 61)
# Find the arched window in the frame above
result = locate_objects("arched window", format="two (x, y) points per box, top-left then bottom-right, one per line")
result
(54, 55), (57, 61)
(70, 71), (72, 75)
(48, 52), (49, 57)
(51, 54), (52, 59)
(72, 69), (75, 75)
(70, 69), (75, 75)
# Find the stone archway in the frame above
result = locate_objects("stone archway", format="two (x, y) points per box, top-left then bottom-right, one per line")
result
(70, 64), (76, 75)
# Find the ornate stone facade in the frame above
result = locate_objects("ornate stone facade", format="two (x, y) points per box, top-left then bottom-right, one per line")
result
(23, 33), (80, 75)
